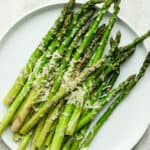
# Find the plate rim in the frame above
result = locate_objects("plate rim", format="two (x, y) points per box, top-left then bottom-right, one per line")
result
(0, 1), (149, 150)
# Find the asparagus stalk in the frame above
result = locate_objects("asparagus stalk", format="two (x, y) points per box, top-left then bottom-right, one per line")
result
(67, 0), (105, 34)
(62, 138), (73, 150)
(44, 131), (54, 148)
(75, 24), (106, 73)
(136, 52), (150, 80)
(119, 31), (150, 52)
(44, 122), (56, 149)
(49, 103), (74, 150)
(71, 126), (89, 150)
(106, 31), (121, 62)
(65, 1), (121, 135)
(30, 118), (45, 150)
(17, 132), (32, 150)
(58, 12), (74, 42)
(88, 0), (121, 66)
(3, 0), (75, 106)
(19, 0), (113, 135)
(35, 101), (64, 149)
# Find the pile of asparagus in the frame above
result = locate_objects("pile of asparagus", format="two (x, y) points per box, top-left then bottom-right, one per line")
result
(0, 0), (150, 149)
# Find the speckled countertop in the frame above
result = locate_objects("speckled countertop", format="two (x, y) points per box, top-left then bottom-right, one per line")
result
(0, 0), (150, 150)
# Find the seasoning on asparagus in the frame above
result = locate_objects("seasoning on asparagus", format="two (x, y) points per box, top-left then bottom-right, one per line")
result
(19, 0), (113, 136)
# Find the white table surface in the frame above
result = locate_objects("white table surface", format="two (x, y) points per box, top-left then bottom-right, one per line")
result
(0, 0), (150, 149)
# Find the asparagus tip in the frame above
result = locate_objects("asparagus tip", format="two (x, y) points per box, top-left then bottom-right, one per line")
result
(137, 51), (150, 80)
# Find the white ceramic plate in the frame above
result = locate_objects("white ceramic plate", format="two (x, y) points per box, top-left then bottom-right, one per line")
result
(0, 1), (150, 150)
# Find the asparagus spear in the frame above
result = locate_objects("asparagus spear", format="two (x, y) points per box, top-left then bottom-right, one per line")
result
(62, 138), (74, 150)
(35, 101), (64, 149)
(65, 1), (121, 135)
(19, 0), (113, 136)
(3, 0), (75, 106)
(120, 31), (150, 52)
(88, 0), (121, 66)
(10, 14), (93, 132)
(44, 122), (57, 149)
(136, 52), (150, 81)
(30, 118), (45, 150)
(71, 126), (89, 150)
(17, 132), (32, 150)
(75, 24), (106, 74)
(67, 0), (105, 34)
(58, 12), (74, 42)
